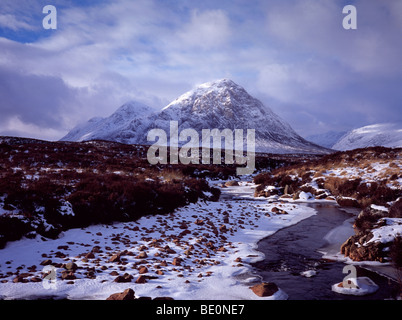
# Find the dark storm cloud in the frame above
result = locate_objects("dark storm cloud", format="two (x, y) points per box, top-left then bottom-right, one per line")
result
(0, 64), (77, 128)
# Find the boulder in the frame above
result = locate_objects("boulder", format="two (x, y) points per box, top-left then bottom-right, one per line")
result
(64, 261), (78, 271)
(109, 252), (122, 263)
(138, 266), (148, 274)
(136, 252), (148, 259)
(250, 282), (279, 297)
(336, 197), (361, 208)
(106, 288), (135, 300)
(135, 275), (147, 284)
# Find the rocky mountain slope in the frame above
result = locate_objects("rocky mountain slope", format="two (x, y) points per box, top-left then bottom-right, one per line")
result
(61, 79), (330, 154)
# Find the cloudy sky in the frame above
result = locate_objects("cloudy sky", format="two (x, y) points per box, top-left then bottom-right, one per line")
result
(0, 0), (401, 141)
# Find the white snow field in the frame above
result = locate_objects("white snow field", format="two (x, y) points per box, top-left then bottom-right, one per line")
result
(0, 182), (316, 300)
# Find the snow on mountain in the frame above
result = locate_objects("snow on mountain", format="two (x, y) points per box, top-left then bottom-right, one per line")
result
(60, 101), (156, 142)
(61, 79), (330, 154)
(332, 123), (402, 151)
(305, 131), (347, 149)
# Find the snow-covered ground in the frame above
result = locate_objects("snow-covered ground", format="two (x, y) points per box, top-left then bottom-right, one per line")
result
(0, 182), (317, 300)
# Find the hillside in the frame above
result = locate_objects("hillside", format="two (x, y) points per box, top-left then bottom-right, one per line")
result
(0, 137), (307, 247)
(333, 123), (402, 151)
(254, 146), (402, 263)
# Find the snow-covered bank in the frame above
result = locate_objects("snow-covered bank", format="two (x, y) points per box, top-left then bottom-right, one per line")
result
(320, 214), (400, 282)
(0, 182), (316, 300)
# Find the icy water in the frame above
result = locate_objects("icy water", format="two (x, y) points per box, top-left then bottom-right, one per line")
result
(251, 203), (398, 300)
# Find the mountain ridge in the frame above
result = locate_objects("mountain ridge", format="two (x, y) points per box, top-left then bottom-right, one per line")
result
(60, 79), (331, 154)
(333, 123), (402, 151)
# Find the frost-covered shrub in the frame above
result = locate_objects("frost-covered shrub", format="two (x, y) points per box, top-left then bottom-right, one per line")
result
(0, 216), (33, 249)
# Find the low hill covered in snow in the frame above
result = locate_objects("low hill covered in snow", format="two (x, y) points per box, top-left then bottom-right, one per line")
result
(333, 123), (402, 151)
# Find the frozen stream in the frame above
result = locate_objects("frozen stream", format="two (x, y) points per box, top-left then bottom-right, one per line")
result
(252, 202), (398, 300)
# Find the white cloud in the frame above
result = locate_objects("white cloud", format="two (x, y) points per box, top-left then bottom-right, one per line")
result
(0, 14), (34, 31)
(0, 116), (62, 141)
(177, 9), (232, 49)
(0, 0), (401, 140)
(265, 0), (402, 77)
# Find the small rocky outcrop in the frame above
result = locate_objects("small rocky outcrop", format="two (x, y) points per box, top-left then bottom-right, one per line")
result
(340, 204), (398, 262)
(340, 232), (386, 262)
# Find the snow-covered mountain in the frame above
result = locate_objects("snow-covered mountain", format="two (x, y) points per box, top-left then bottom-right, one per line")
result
(61, 79), (330, 154)
(305, 131), (347, 149)
(332, 123), (402, 151)
(60, 101), (156, 142)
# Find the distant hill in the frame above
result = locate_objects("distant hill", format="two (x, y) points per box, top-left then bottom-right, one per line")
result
(333, 123), (402, 151)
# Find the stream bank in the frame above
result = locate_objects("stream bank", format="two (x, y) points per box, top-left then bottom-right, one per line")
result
(251, 202), (399, 300)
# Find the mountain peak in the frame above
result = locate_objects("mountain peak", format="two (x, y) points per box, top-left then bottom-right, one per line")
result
(114, 101), (155, 116)
(198, 78), (237, 89)
(163, 79), (241, 111)
(60, 100), (155, 142)
(61, 80), (330, 154)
